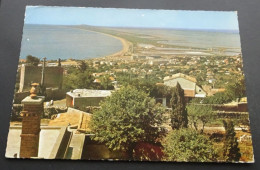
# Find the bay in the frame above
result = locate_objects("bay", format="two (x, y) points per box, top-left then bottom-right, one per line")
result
(20, 24), (123, 60)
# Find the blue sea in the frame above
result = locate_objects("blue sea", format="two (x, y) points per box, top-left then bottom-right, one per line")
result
(20, 24), (241, 60)
(20, 24), (123, 60)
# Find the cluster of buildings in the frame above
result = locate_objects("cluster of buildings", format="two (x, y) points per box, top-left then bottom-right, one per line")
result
(7, 52), (246, 160)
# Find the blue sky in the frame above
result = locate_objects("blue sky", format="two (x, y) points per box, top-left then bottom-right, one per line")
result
(25, 6), (239, 30)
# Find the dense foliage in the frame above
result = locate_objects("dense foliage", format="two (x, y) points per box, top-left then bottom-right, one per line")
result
(90, 86), (166, 159)
(223, 120), (241, 162)
(100, 74), (114, 90)
(63, 62), (114, 90)
(63, 67), (95, 90)
(170, 82), (188, 129)
(191, 77), (246, 104)
(26, 55), (40, 66)
(162, 128), (217, 162)
(187, 104), (215, 133)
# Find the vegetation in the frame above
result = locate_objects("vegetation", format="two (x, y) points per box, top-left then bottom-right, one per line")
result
(99, 74), (114, 90)
(63, 66), (95, 90)
(170, 82), (188, 129)
(187, 104), (215, 133)
(78, 60), (88, 72)
(162, 128), (217, 162)
(202, 92), (231, 104)
(63, 62), (114, 90)
(223, 120), (241, 162)
(26, 55), (40, 66)
(90, 86), (166, 159)
(191, 77), (246, 104)
(225, 77), (246, 101)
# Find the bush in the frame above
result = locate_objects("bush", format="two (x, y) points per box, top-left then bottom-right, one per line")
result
(162, 128), (217, 162)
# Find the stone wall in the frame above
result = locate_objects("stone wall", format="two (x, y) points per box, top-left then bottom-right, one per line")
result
(73, 97), (105, 111)
(19, 65), (63, 92)
(14, 89), (66, 104)
(66, 95), (105, 112)
(45, 88), (66, 101)
(14, 92), (30, 104)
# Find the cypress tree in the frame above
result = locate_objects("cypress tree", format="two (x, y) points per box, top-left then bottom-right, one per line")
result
(170, 82), (188, 129)
(223, 120), (241, 162)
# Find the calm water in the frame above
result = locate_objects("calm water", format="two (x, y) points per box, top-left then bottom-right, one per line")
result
(20, 24), (123, 60)
(20, 25), (242, 60)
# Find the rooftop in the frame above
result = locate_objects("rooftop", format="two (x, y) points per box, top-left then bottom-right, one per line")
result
(49, 108), (92, 132)
(67, 89), (113, 98)
(6, 126), (68, 159)
(163, 73), (197, 83)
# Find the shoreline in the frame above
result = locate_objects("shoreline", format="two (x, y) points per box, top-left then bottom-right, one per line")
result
(75, 27), (132, 59)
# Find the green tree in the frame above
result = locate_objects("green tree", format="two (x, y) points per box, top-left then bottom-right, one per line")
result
(203, 77), (246, 104)
(90, 86), (166, 159)
(63, 69), (94, 90)
(223, 120), (241, 162)
(162, 128), (217, 162)
(187, 104), (214, 133)
(203, 92), (231, 104)
(78, 60), (88, 72)
(170, 82), (188, 129)
(225, 77), (246, 101)
(26, 55), (40, 66)
(100, 74), (114, 90)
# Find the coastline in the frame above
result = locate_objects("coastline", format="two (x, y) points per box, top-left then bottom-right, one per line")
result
(75, 27), (132, 59)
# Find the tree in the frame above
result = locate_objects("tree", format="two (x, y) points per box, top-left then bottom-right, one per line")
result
(26, 55), (40, 66)
(170, 82), (188, 129)
(187, 104), (215, 133)
(203, 92), (231, 104)
(100, 74), (114, 90)
(223, 120), (241, 162)
(78, 60), (88, 72)
(202, 77), (246, 104)
(63, 68), (95, 90)
(90, 86), (166, 159)
(225, 77), (246, 101)
(162, 128), (217, 162)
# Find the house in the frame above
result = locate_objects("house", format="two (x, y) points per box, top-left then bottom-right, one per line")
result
(147, 59), (168, 66)
(66, 89), (113, 111)
(163, 73), (206, 100)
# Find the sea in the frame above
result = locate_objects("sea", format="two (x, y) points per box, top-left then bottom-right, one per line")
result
(20, 24), (242, 60)
(20, 24), (123, 60)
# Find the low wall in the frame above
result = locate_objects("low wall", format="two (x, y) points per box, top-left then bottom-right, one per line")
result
(13, 92), (30, 104)
(45, 88), (66, 101)
(189, 103), (248, 112)
(49, 126), (72, 159)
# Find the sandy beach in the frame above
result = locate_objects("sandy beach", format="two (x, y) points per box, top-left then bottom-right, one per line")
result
(104, 34), (132, 58)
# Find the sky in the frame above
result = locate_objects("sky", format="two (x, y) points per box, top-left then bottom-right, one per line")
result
(25, 6), (239, 30)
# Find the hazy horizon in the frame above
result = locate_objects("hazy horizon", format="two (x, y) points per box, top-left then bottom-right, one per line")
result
(24, 23), (239, 33)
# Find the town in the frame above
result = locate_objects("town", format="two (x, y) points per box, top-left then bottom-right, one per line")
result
(4, 7), (253, 163)
(6, 43), (253, 162)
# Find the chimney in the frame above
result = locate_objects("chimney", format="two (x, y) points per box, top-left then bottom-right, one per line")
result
(19, 83), (45, 158)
